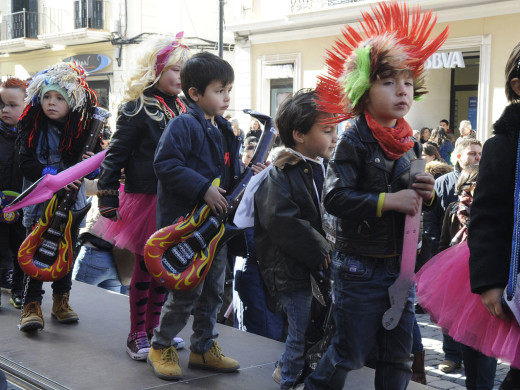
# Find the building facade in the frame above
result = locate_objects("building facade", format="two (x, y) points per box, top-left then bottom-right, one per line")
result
(225, 0), (520, 140)
(0, 0), (235, 128)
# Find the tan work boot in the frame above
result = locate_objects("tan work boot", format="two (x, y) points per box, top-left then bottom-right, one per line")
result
(20, 301), (44, 332)
(51, 292), (79, 323)
(188, 341), (240, 372)
(147, 346), (182, 380)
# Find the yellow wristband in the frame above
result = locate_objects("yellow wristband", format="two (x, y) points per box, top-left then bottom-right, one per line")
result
(377, 193), (385, 217)
(423, 190), (435, 207)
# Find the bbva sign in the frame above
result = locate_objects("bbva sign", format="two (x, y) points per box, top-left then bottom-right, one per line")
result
(425, 51), (465, 69)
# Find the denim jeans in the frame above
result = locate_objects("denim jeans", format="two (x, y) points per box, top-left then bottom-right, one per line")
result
(461, 345), (497, 390)
(278, 288), (313, 389)
(443, 333), (463, 364)
(305, 253), (414, 390)
(412, 316), (424, 354)
(72, 245), (122, 293)
(151, 244), (228, 353)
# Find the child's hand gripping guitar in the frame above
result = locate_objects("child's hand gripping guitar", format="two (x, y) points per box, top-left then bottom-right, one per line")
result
(382, 158), (426, 330)
(144, 110), (276, 291)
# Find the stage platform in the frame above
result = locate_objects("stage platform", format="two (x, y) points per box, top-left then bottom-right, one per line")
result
(0, 282), (428, 389)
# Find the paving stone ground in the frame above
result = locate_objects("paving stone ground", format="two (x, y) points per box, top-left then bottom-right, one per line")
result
(417, 312), (509, 390)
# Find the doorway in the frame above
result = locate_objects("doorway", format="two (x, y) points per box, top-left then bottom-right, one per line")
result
(450, 55), (479, 138)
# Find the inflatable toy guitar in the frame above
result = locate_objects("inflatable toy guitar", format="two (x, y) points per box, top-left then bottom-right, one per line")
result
(0, 190), (20, 223)
(17, 107), (110, 281)
(144, 110), (276, 291)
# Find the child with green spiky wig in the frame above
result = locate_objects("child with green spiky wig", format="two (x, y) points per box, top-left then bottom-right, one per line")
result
(301, 2), (448, 389)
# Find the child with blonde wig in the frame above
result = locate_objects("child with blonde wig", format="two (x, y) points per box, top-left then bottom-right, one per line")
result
(94, 33), (191, 361)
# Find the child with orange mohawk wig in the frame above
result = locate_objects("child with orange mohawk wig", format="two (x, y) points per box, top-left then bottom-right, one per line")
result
(301, 2), (448, 389)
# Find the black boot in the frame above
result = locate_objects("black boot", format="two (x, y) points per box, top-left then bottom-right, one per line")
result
(411, 350), (427, 385)
(500, 368), (520, 390)
(0, 269), (12, 290)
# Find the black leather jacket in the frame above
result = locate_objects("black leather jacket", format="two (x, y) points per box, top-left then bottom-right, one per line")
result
(254, 150), (330, 296)
(98, 94), (180, 197)
(323, 114), (430, 256)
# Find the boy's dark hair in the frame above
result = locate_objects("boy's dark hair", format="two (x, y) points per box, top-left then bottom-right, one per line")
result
(440, 119), (449, 126)
(276, 89), (318, 149)
(181, 52), (234, 104)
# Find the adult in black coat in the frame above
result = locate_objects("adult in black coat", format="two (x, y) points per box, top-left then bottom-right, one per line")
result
(468, 41), (520, 389)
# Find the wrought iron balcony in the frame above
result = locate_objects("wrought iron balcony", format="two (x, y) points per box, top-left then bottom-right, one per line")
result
(41, 0), (109, 36)
(0, 10), (39, 41)
(291, 0), (366, 12)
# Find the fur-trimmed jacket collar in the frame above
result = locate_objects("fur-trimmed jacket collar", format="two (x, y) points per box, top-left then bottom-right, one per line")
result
(272, 147), (324, 171)
(493, 102), (520, 139)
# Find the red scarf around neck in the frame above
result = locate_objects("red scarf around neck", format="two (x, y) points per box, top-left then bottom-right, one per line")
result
(365, 110), (414, 160)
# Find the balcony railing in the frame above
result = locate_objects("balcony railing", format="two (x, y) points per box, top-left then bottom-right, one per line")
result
(41, 1), (109, 35)
(291, 0), (366, 12)
(0, 10), (39, 40)
(0, 1), (110, 42)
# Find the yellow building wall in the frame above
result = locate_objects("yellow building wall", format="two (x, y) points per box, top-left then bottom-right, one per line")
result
(0, 42), (113, 80)
(250, 13), (520, 137)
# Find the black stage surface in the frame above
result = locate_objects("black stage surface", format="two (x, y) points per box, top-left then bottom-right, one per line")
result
(0, 282), (428, 389)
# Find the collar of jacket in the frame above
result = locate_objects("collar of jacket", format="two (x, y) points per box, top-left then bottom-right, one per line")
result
(187, 103), (235, 136)
(273, 148), (306, 169)
(352, 114), (379, 143)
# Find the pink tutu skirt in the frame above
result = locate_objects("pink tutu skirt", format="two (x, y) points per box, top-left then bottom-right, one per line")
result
(415, 241), (520, 368)
(92, 191), (157, 256)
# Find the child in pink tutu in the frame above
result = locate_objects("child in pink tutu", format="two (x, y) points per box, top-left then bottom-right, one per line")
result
(417, 41), (520, 388)
(439, 164), (498, 389)
(94, 33), (191, 361)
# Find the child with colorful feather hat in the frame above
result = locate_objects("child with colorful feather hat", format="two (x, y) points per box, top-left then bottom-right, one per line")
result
(17, 61), (101, 332)
(300, 2), (448, 389)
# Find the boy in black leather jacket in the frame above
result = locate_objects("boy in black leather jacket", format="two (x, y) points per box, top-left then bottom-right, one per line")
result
(303, 3), (446, 390)
(254, 89), (337, 390)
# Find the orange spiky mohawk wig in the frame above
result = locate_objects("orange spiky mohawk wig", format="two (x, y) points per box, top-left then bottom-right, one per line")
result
(317, 2), (449, 123)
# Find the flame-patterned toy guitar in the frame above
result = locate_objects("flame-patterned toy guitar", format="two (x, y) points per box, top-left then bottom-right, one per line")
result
(144, 110), (276, 291)
(18, 107), (110, 281)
